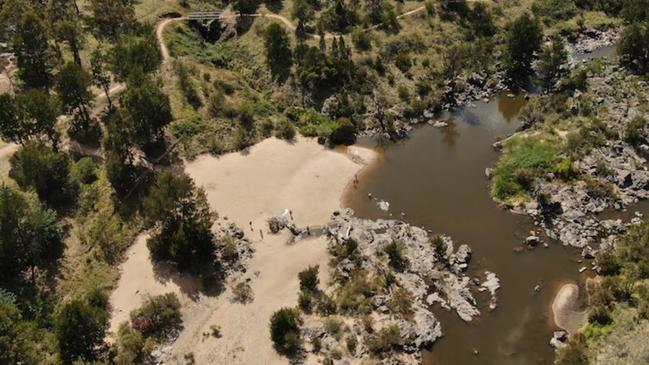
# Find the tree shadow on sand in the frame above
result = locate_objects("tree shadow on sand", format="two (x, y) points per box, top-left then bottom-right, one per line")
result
(151, 260), (227, 301)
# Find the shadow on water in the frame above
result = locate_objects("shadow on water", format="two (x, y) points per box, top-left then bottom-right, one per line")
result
(343, 93), (588, 365)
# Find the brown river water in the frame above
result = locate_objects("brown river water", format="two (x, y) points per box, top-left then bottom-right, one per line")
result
(343, 95), (590, 365)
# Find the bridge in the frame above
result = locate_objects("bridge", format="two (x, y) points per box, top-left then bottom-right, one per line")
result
(187, 12), (222, 22)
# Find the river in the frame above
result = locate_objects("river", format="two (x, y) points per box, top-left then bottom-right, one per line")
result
(342, 44), (631, 364)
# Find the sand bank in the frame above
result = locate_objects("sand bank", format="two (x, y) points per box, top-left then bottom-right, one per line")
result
(552, 283), (588, 335)
(107, 137), (375, 363)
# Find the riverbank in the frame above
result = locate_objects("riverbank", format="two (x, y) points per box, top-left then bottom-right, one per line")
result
(107, 136), (376, 363)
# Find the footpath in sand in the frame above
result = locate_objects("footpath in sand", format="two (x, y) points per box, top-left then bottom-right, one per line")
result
(108, 137), (375, 364)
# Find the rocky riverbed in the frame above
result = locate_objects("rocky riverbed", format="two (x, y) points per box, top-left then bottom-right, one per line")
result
(281, 209), (499, 364)
(493, 62), (649, 264)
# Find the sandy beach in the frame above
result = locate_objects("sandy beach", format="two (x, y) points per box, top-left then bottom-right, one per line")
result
(107, 137), (375, 363)
(552, 283), (588, 335)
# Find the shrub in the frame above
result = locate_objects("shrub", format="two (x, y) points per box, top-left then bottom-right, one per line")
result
(170, 117), (207, 139)
(298, 265), (319, 293)
(491, 137), (560, 201)
(384, 240), (407, 271)
(624, 115), (647, 146)
(367, 324), (401, 355)
(70, 157), (98, 185)
(329, 117), (357, 146)
(554, 158), (577, 180)
(351, 28), (372, 51)
(11, 142), (74, 207)
(269, 308), (302, 355)
(130, 293), (182, 340)
(298, 291), (313, 313)
(336, 272), (380, 315)
(275, 119), (296, 140)
(231, 281), (254, 304)
(555, 333), (589, 365)
(316, 293), (337, 316)
(55, 297), (107, 364)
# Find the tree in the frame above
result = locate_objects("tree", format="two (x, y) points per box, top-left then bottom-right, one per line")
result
(0, 184), (61, 283)
(144, 171), (216, 270)
(48, 0), (84, 66)
(504, 14), (543, 81)
(110, 31), (162, 81)
(292, 0), (314, 22)
(620, 0), (649, 23)
(11, 142), (73, 207)
(90, 47), (113, 110)
(298, 265), (319, 292)
(56, 62), (94, 130)
(88, 0), (135, 40)
(121, 73), (172, 146)
(103, 111), (135, 197)
(0, 301), (39, 364)
(13, 10), (55, 90)
(618, 22), (649, 74)
(537, 36), (568, 91)
(329, 117), (357, 145)
(231, 0), (260, 15)
(269, 308), (302, 355)
(264, 23), (292, 81)
(0, 90), (60, 148)
(55, 298), (107, 364)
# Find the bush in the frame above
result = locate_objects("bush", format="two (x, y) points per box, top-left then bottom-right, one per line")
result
(269, 308), (302, 355)
(384, 240), (407, 271)
(554, 158), (577, 180)
(70, 157), (98, 185)
(491, 137), (560, 201)
(55, 297), (108, 364)
(170, 117), (207, 139)
(275, 119), (296, 140)
(12, 142), (74, 207)
(351, 28), (371, 51)
(624, 115), (647, 146)
(367, 324), (402, 355)
(130, 293), (182, 340)
(298, 265), (319, 293)
(555, 333), (589, 365)
(329, 117), (357, 146)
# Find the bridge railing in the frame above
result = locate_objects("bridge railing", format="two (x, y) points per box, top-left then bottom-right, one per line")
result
(187, 12), (222, 21)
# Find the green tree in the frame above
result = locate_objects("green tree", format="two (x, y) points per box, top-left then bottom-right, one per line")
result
(537, 36), (568, 91)
(90, 47), (113, 110)
(0, 184), (61, 282)
(88, 0), (135, 40)
(618, 22), (649, 74)
(55, 62), (94, 130)
(121, 73), (172, 146)
(144, 171), (216, 270)
(110, 30), (162, 81)
(264, 23), (292, 81)
(298, 265), (319, 292)
(55, 298), (107, 364)
(504, 14), (543, 81)
(0, 90), (60, 148)
(269, 308), (302, 355)
(13, 10), (55, 90)
(620, 0), (649, 22)
(103, 111), (136, 197)
(11, 142), (73, 207)
(292, 0), (314, 22)
(231, 0), (260, 15)
(0, 301), (39, 364)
